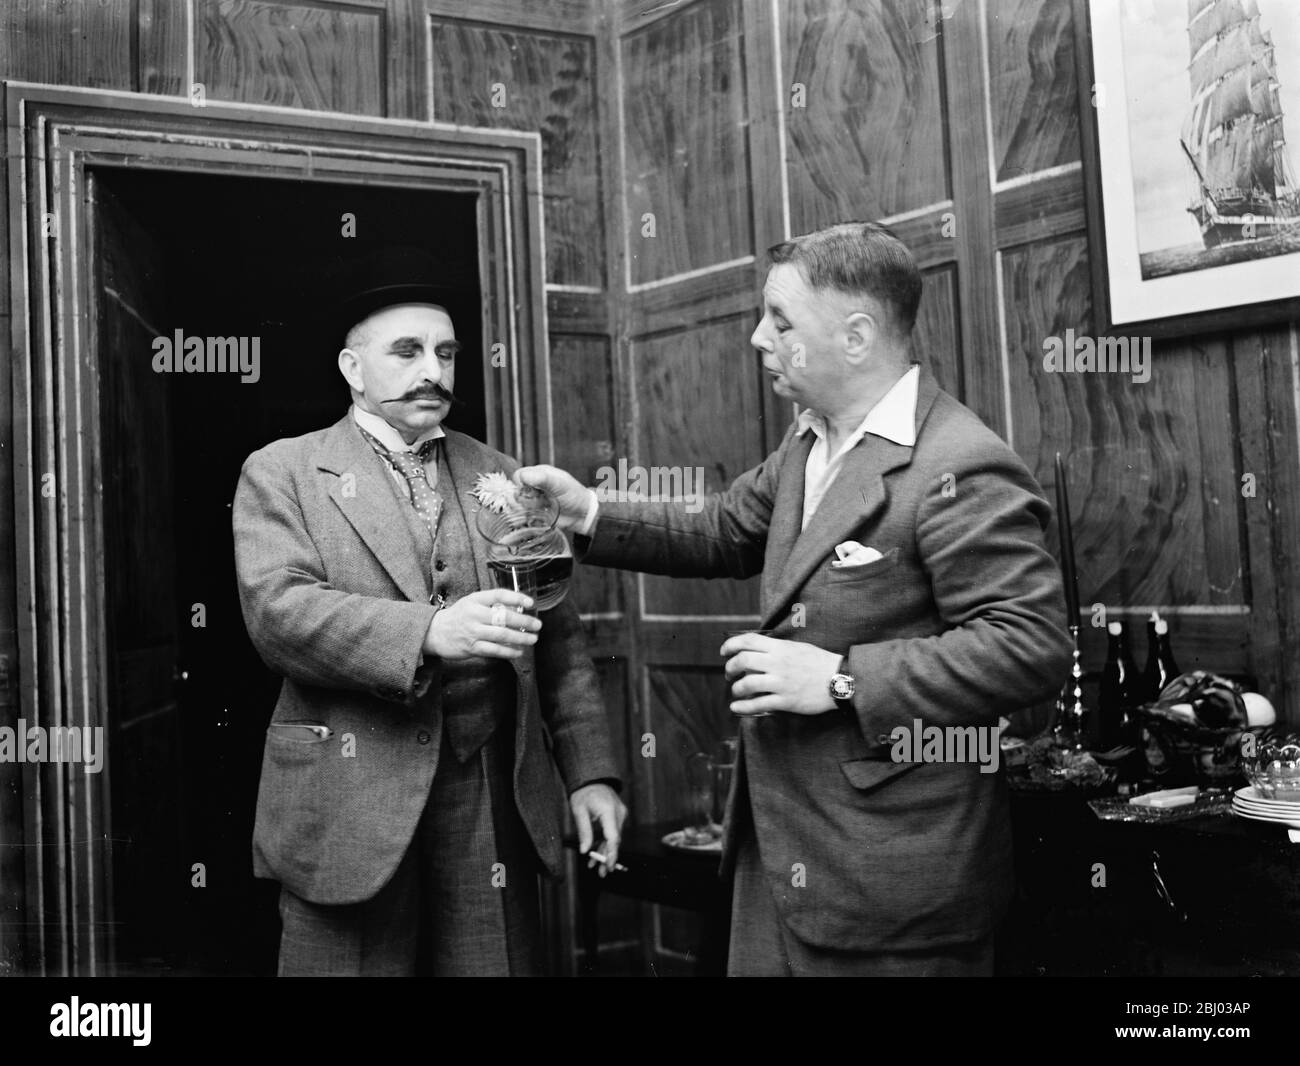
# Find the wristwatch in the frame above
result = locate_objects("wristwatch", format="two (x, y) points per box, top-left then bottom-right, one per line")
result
(828, 658), (855, 705)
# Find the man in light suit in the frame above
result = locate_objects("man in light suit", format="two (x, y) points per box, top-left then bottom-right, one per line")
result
(519, 222), (1073, 976)
(233, 250), (625, 976)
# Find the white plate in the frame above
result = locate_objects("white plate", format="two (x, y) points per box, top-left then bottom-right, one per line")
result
(661, 828), (723, 854)
(1230, 804), (1300, 830)
(1234, 786), (1300, 811)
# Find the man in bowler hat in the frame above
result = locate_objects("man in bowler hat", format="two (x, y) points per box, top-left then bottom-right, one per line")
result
(232, 247), (625, 975)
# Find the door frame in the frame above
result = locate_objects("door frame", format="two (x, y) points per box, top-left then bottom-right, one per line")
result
(4, 82), (550, 974)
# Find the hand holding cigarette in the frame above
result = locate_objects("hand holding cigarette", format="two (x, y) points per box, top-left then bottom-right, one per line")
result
(569, 781), (628, 878)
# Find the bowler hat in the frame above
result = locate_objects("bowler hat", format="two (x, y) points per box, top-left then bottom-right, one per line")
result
(328, 246), (461, 349)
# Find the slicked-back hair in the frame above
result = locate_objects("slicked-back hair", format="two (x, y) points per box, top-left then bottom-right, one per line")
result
(767, 222), (922, 336)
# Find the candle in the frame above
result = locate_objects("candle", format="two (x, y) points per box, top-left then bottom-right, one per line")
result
(1054, 452), (1080, 629)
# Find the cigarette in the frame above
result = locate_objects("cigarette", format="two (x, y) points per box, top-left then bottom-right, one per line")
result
(587, 851), (627, 872)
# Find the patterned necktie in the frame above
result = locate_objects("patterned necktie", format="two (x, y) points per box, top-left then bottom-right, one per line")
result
(359, 428), (443, 538)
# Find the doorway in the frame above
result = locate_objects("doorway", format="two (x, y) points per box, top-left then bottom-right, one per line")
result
(90, 168), (483, 974)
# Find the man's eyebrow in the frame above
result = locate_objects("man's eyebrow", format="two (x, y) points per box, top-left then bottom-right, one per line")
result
(385, 335), (424, 349)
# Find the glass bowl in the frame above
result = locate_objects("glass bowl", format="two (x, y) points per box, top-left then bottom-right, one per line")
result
(1241, 734), (1300, 802)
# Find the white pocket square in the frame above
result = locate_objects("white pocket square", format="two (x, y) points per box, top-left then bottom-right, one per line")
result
(831, 540), (884, 568)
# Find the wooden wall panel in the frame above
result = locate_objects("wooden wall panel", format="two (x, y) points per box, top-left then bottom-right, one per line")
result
(427, 0), (598, 35)
(198, 0), (386, 115)
(429, 20), (603, 288)
(986, 0), (1081, 183)
(595, 657), (633, 801)
(1002, 236), (1248, 644)
(0, 0), (134, 88)
(550, 333), (620, 615)
(630, 314), (764, 617)
(783, 0), (948, 229)
(1233, 324), (1300, 711)
(138, 0), (189, 97)
(912, 264), (962, 400)
(0, 308), (21, 974)
(621, 0), (752, 286)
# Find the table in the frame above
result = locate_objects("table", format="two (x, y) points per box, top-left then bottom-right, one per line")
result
(1002, 789), (1300, 975)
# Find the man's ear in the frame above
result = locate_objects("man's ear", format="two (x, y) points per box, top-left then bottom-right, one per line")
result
(842, 311), (877, 364)
(338, 347), (364, 393)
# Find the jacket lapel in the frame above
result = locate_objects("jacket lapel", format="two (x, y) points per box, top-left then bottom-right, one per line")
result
(761, 430), (813, 606)
(759, 366), (940, 628)
(439, 430), (492, 593)
(318, 414), (429, 605)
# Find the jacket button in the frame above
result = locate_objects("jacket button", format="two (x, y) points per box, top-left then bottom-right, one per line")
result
(417, 730), (432, 745)
(876, 733), (890, 745)
(434, 559), (447, 572)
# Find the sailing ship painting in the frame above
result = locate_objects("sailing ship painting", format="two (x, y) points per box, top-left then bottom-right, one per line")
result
(1180, 0), (1299, 246)
(1128, 0), (1300, 280)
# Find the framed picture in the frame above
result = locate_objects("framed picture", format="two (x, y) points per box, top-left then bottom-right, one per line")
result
(1077, 0), (1300, 336)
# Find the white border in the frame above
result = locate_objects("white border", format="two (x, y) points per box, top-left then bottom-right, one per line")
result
(1089, 2), (1300, 327)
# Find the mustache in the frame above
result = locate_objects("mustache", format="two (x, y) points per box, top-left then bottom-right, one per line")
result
(382, 383), (460, 406)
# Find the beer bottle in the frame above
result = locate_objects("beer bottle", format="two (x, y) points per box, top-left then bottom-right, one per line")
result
(1098, 621), (1138, 750)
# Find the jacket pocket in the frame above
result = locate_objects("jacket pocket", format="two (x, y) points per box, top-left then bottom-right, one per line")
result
(840, 756), (920, 793)
(824, 546), (901, 583)
(266, 722), (333, 744)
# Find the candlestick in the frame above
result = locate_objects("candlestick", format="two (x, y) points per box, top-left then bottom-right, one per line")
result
(1054, 452), (1080, 627)
(1053, 453), (1086, 747)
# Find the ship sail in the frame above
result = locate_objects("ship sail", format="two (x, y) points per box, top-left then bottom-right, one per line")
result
(1181, 0), (1300, 247)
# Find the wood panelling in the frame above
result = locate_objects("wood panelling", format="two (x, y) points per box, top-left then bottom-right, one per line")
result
(427, 0), (598, 35)
(993, 165), (1085, 249)
(198, 0), (386, 114)
(595, 657), (633, 801)
(548, 290), (609, 334)
(550, 334), (618, 483)
(912, 264), (961, 399)
(385, 0), (428, 120)
(0, 0), (134, 89)
(940, 0), (1003, 434)
(782, 0), (949, 229)
(986, 0), (1081, 184)
(621, 0), (752, 287)
(138, 0), (189, 96)
(625, 262), (753, 337)
(880, 209), (958, 272)
(1234, 325), (1300, 710)
(0, 308), (20, 974)
(1002, 237), (1249, 649)
(429, 20), (603, 287)
(550, 333), (621, 615)
(630, 314), (765, 617)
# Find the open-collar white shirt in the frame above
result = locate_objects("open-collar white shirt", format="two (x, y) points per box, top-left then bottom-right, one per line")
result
(795, 364), (919, 530)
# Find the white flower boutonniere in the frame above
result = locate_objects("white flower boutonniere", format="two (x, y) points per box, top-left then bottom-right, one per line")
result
(469, 471), (521, 514)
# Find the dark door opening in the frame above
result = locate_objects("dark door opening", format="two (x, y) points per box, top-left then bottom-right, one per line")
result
(91, 168), (483, 975)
